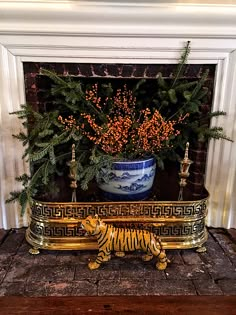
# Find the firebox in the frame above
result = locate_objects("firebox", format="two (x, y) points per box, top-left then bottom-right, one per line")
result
(23, 61), (216, 200)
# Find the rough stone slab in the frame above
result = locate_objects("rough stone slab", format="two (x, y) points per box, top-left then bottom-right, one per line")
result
(209, 230), (236, 265)
(0, 230), (25, 254)
(98, 279), (147, 296)
(0, 267), (9, 283)
(119, 261), (145, 279)
(166, 250), (184, 265)
(0, 252), (14, 267)
(45, 282), (74, 296)
(76, 251), (98, 265)
(0, 230), (9, 244)
(217, 279), (236, 295)
(12, 253), (36, 265)
(4, 262), (32, 283)
(200, 234), (233, 267)
(165, 264), (209, 280)
(75, 262), (120, 281)
(71, 280), (98, 296)
(24, 282), (47, 297)
(16, 240), (32, 254)
(228, 229), (236, 243)
(0, 282), (25, 296)
(142, 279), (197, 295)
(56, 251), (79, 265)
(207, 264), (236, 280)
(181, 250), (204, 265)
(28, 265), (75, 282)
(33, 250), (58, 265)
(193, 279), (223, 295)
(142, 264), (166, 280)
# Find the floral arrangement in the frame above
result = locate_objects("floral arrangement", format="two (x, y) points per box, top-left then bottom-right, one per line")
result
(58, 84), (187, 160)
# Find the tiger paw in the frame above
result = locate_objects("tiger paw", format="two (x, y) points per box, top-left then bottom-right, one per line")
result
(103, 254), (111, 262)
(115, 251), (125, 257)
(88, 261), (100, 270)
(156, 261), (167, 271)
(142, 254), (153, 261)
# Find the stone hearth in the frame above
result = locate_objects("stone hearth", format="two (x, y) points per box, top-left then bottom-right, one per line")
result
(0, 227), (235, 296)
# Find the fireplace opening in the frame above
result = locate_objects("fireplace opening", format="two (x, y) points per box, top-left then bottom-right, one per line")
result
(22, 62), (216, 203)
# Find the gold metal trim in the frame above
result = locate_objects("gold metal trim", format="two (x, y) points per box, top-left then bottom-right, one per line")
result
(26, 192), (209, 251)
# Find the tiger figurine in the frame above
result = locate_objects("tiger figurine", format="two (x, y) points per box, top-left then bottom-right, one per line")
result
(81, 215), (169, 270)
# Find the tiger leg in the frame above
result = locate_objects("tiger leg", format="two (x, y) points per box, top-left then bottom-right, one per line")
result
(144, 239), (160, 261)
(88, 250), (110, 270)
(143, 247), (160, 262)
(156, 250), (168, 270)
(145, 237), (168, 270)
(103, 252), (111, 262)
(115, 252), (125, 257)
(155, 239), (169, 271)
(142, 252), (154, 261)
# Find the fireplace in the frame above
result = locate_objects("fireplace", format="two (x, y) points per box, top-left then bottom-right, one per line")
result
(0, 1), (236, 229)
(23, 61), (215, 200)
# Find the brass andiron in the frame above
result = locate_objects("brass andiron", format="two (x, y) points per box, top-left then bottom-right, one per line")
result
(69, 144), (77, 202)
(178, 142), (193, 201)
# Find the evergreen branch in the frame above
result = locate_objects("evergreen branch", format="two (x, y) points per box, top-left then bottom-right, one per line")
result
(206, 111), (227, 118)
(29, 163), (45, 188)
(194, 87), (208, 100)
(30, 144), (51, 162)
(171, 41), (191, 88)
(40, 68), (68, 87)
(14, 132), (28, 140)
(42, 160), (51, 185)
(157, 73), (168, 90)
(191, 69), (209, 100)
(49, 147), (56, 165)
(133, 79), (146, 93)
(86, 101), (107, 123)
(38, 129), (54, 138)
(174, 81), (198, 92)
(202, 128), (233, 142)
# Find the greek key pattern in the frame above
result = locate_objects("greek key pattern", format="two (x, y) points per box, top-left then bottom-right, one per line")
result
(112, 220), (205, 236)
(30, 221), (86, 237)
(32, 199), (208, 220)
(30, 219), (205, 238)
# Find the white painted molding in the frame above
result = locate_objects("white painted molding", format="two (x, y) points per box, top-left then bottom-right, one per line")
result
(0, 0), (236, 228)
(206, 50), (236, 228)
(1, 1), (236, 38)
(0, 44), (29, 229)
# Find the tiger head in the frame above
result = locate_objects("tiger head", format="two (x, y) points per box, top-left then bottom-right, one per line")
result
(81, 215), (104, 236)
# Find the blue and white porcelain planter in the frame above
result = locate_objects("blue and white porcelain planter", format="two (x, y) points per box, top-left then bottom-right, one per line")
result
(97, 157), (156, 201)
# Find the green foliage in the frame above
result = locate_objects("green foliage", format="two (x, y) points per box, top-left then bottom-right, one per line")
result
(8, 42), (232, 214)
(6, 174), (35, 216)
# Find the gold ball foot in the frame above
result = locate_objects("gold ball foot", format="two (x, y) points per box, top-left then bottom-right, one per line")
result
(196, 246), (207, 253)
(29, 248), (40, 255)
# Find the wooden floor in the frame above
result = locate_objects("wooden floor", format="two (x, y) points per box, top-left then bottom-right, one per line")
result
(0, 296), (235, 315)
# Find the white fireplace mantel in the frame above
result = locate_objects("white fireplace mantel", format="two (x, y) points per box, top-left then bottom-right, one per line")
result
(0, 0), (236, 229)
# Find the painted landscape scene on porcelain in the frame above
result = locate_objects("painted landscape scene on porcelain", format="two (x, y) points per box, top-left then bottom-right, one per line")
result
(98, 157), (156, 201)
